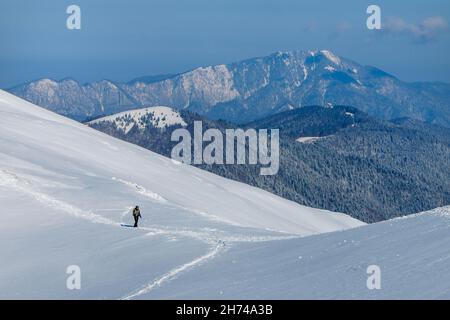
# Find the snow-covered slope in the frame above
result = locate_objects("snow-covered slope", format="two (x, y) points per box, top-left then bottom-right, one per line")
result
(89, 106), (187, 133)
(0, 90), (363, 299)
(137, 206), (450, 300)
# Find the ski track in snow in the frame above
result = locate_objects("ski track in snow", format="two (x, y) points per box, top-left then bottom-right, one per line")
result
(121, 241), (227, 300)
(0, 170), (297, 246)
(0, 170), (116, 226)
(112, 177), (167, 203)
(0, 169), (298, 299)
(112, 176), (242, 227)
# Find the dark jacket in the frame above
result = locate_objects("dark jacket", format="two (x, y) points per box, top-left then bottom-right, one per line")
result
(133, 207), (141, 218)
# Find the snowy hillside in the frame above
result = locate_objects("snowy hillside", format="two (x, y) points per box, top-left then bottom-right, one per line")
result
(146, 206), (450, 300)
(0, 90), (363, 299)
(89, 106), (187, 133)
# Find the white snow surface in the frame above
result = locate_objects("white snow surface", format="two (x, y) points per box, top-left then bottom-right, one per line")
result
(89, 106), (186, 133)
(1, 90), (448, 299)
(320, 50), (342, 65)
(0, 90), (364, 299)
(296, 136), (322, 144)
(146, 206), (450, 300)
(296, 136), (334, 144)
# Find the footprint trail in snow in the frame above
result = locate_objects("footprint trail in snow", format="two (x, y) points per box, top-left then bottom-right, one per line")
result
(1, 169), (298, 299)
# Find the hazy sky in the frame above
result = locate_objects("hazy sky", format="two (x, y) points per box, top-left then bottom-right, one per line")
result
(1, 0), (450, 87)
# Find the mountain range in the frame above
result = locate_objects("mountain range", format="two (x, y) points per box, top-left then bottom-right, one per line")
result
(8, 49), (450, 126)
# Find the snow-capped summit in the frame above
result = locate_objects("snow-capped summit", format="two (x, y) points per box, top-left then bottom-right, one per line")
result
(89, 106), (187, 134)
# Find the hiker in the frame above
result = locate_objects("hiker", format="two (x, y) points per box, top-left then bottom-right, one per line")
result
(133, 205), (142, 227)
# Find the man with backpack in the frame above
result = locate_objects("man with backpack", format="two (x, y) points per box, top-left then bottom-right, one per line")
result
(133, 205), (142, 228)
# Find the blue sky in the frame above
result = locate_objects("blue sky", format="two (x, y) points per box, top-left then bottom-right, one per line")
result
(1, 0), (450, 87)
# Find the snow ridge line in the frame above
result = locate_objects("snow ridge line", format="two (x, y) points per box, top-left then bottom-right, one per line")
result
(121, 241), (227, 300)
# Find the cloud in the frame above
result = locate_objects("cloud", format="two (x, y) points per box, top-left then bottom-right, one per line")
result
(383, 16), (448, 43)
(328, 21), (352, 40)
(303, 21), (318, 33)
(335, 21), (352, 34)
